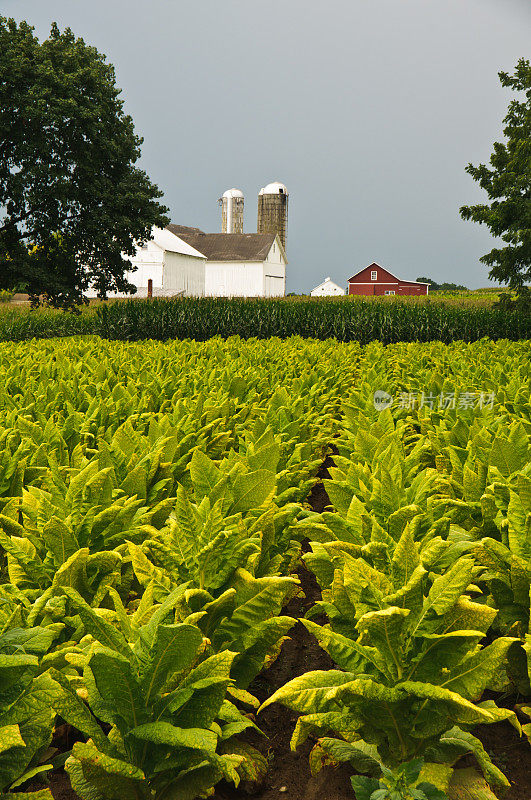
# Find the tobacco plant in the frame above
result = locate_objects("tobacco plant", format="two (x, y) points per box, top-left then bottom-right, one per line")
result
(60, 587), (267, 800)
(351, 759), (446, 800)
(0, 622), (66, 799)
(262, 525), (519, 797)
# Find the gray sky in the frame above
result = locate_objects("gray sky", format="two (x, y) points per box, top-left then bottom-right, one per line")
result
(4, 0), (530, 291)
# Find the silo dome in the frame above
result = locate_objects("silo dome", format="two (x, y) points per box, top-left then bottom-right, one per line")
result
(257, 181), (288, 249)
(262, 181), (288, 195)
(223, 188), (244, 199)
(220, 188), (244, 233)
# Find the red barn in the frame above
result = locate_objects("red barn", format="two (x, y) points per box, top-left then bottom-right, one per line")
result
(348, 263), (430, 296)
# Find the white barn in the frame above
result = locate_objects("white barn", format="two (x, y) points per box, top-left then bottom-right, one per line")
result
(175, 227), (286, 297)
(85, 226), (207, 299)
(127, 227), (207, 296)
(91, 225), (287, 299)
(311, 277), (345, 297)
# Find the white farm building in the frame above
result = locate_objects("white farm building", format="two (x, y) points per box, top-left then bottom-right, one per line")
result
(175, 226), (286, 298)
(91, 183), (289, 299)
(310, 277), (345, 297)
(127, 226), (207, 297)
(112, 225), (287, 298)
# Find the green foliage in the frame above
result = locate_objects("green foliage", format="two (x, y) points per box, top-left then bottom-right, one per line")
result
(61, 596), (264, 800)
(460, 59), (531, 294)
(261, 539), (518, 786)
(0, 620), (65, 798)
(0, 17), (168, 308)
(416, 278), (468, 292)
(96, 296), (531, 343)
(0, 335), (528, 800)
(271, 351), (531, 796)
(351, 759), (447, 800)
(0, 334), (346, 796)
(0, 297), (530, 342)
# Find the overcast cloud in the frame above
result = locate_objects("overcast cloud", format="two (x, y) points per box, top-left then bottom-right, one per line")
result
(3, 0), (530, 291)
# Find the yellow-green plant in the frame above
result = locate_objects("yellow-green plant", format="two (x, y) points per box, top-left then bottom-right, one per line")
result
(261, 530), (519, 798)
(60, 589), (266, 800)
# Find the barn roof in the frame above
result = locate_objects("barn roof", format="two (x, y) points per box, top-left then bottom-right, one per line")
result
(152, 227), (206, 259)
(348, 263), (430, 284)
(177, 232), (278, 262)
(166, 224), (206, 236)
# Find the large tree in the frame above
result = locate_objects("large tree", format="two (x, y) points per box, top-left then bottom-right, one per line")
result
(460, 59), (531, 298)
(0, 18), (168, 307)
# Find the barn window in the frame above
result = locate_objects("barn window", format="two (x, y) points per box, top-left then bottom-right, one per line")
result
(371, 270), (377, 280)
(385, 290), (395, 296)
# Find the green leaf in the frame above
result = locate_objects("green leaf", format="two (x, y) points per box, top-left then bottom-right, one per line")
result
(396, 681), (497, 725)
(448, 767), (498, 800)
(440, 728), (509, 787)
(302, 618), (388, 674)
(391, 523), (419, 588)
(129, 721), (218, 752)
(357, 607), (410, 680)
(61, 587), (131, 658)
(89, 650), (146, 730)
(66, 742), (144, 800)
(490, 436), (526, 477)
(41, 517), (79, 565)
(440, 637), (517, 700)
(189, 451), (221, 501)
(351, 775), (381, 799)
(140, 623), (202, 703)
(229, 470), (276, 515)
(259, 669), (360, 715)
(154, 760), (221, 800)
(8, 764), (54, 791)
(415, 558), (476, 630)
(217, 740), (268, 784)
(49, 669), (110, 753)
(0, 725), (24, 755)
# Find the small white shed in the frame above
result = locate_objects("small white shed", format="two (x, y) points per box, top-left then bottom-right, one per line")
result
(311, 277), (345, 297)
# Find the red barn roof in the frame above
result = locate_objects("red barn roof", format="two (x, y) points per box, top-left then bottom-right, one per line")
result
(347, 263), (430, 296)
(348, 263), (430, 284)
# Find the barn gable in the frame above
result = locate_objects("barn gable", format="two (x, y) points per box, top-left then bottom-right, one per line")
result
(347, 263), (430, 297)
(348, 263), (399, 283)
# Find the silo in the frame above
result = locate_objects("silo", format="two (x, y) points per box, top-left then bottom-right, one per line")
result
(219, 188), (244, 233)
(257, 182), (288, 250)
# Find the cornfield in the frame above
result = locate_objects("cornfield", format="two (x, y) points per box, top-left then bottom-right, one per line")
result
(0, 296), (529, 343)
(96, 296), (530, 343)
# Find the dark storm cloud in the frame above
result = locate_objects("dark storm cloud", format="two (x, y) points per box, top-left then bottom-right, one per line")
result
(3, 0), (530, 290)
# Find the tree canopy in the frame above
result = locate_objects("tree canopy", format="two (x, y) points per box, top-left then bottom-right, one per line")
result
(460, 59), (531, 298)
(416, 277), (468, 292)
(0, 18), (169, 307)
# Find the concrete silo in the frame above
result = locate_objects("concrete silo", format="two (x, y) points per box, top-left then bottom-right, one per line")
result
(257, 182), (288, 250)
(219, 188), (244, 233)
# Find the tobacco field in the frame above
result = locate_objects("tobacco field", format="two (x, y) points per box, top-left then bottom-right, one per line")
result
(0, 335), (529, 800)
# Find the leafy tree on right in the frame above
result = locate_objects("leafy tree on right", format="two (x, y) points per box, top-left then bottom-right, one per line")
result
(460, 59), (531, 305)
